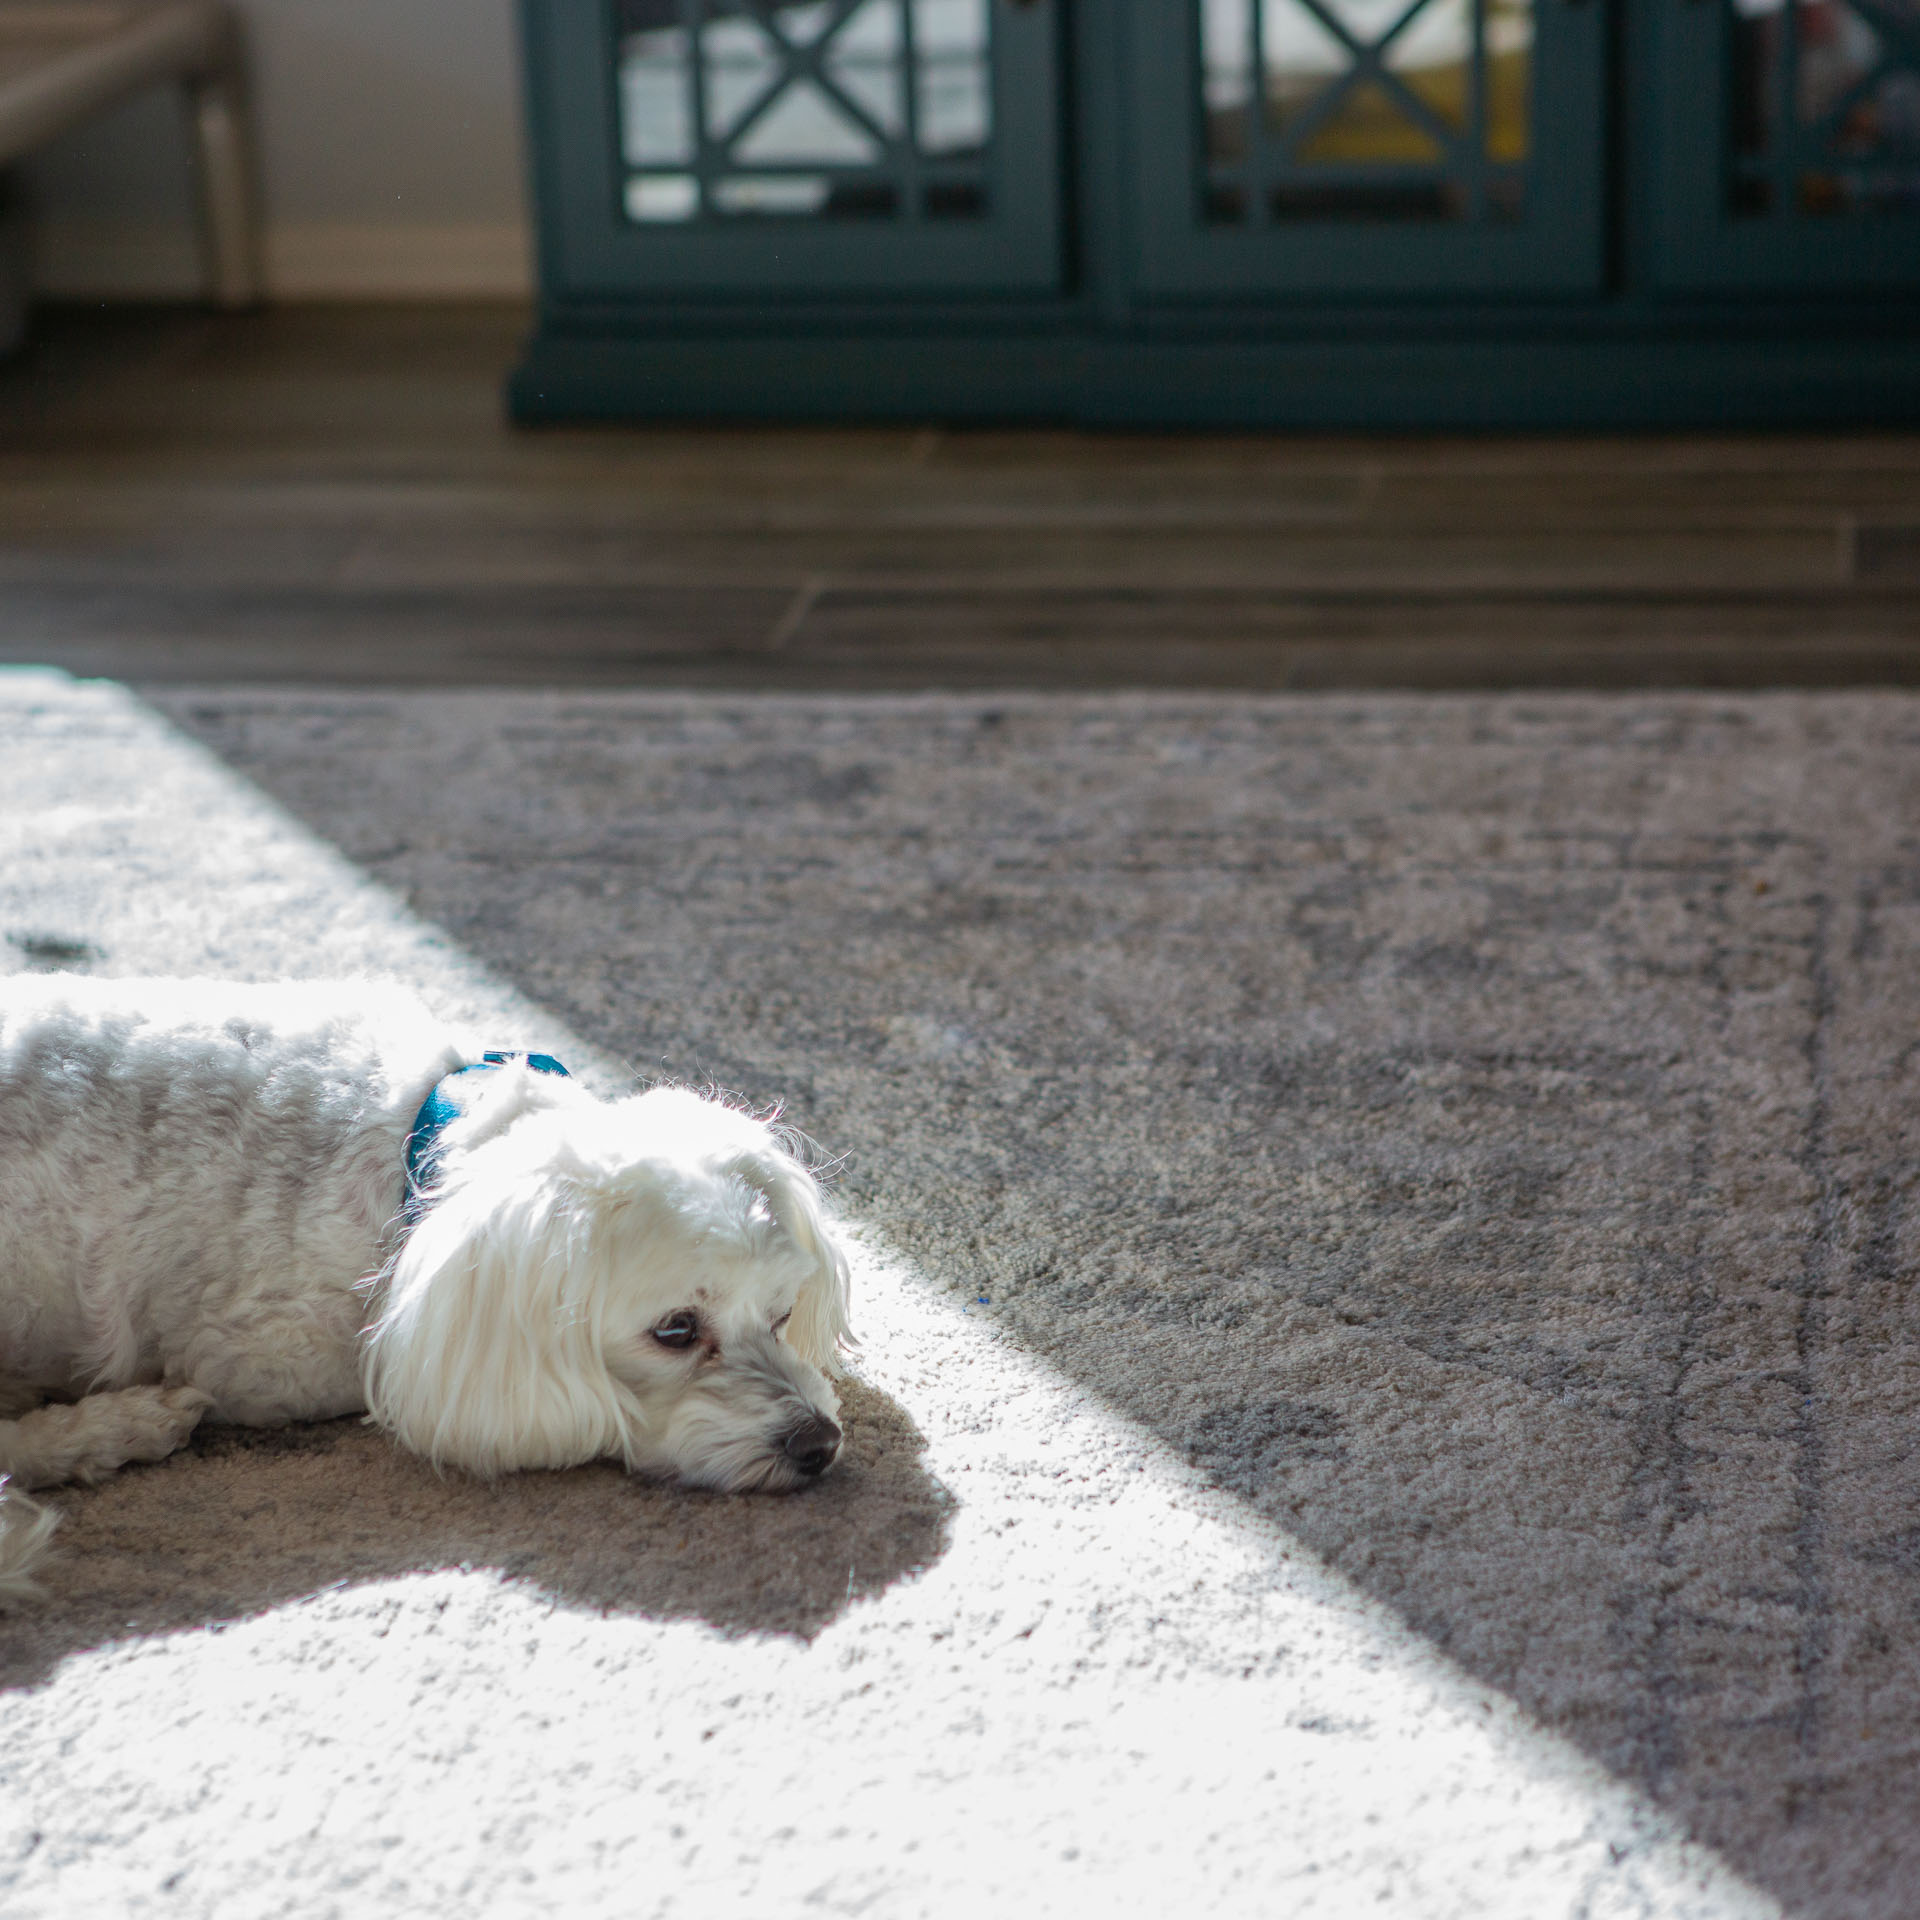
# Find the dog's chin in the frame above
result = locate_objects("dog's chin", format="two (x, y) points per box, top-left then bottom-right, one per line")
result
(633, 1427), (838, 1495)
(667, 1453), (824, 1496)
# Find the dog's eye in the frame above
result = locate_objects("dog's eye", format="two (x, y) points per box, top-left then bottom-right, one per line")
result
(651, 1311), (701, 1351)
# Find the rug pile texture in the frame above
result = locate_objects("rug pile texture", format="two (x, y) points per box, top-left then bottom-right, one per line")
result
(1, 674), (1916, 1919)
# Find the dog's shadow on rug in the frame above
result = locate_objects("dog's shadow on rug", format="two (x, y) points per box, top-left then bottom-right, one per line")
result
(0, 1373), (948, 1690)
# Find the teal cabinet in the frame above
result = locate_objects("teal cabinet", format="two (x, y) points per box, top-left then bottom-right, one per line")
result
(512, 0), (1920, 425)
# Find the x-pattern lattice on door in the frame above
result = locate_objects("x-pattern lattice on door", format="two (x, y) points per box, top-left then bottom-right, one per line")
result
(1731, 0), (1920, 218)
(1200, 0), (1533, 225)
(619, 0), (993, 223)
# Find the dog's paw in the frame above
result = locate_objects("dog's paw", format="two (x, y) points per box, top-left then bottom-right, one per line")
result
(106, 1386), (215, 1470)
(11, 1384), (216, 1488)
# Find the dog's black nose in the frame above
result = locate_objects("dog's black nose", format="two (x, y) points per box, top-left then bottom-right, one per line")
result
(783, 1414), (841, 1478)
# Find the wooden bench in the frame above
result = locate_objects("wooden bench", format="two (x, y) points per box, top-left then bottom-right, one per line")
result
(0, 0), (260, 344)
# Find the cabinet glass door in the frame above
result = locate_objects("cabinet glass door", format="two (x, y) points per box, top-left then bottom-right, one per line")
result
(1652, 0), (1920, 289)
(1124, 0), (1605, 297)
(526, 0), (1063, 297)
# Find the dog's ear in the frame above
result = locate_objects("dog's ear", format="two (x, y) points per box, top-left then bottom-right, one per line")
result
(363, 1167), (636, 1476)
(738, 1151), (854, 1375)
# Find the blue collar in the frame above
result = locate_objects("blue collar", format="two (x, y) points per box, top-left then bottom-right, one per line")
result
(402, 1050), (569, 1222)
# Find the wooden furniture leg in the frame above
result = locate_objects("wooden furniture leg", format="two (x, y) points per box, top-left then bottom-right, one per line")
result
(0, 3), (263, 313)
(184, 33), (259, 309)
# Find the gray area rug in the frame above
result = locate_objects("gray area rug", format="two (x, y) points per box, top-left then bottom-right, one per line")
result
(2, 678), (1916, 1919)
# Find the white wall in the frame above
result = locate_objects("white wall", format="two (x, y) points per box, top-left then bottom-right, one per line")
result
(22, 0), (532, 299)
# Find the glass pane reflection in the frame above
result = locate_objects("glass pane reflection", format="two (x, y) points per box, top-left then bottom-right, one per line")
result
(1200, 0), (1254, 165)
(915, 0), (992, 154)
(620, 23), (695, 167)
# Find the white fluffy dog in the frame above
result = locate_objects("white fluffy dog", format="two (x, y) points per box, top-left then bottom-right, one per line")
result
(0, 976), (852, 1601)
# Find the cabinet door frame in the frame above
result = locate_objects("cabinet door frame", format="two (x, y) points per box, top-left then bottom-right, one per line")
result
(524, 0), (1067, 300)
(1120, 0), (1608, 301)
(1646, 0), (1920, 293)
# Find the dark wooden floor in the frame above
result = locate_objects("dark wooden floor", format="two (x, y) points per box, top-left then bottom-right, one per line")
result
(1, 301), (1915, 689)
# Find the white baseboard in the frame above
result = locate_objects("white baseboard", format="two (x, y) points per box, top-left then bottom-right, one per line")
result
(266, 222), (532, 299)
(31, 220), (202, 298)
(30, 219), (532, 300)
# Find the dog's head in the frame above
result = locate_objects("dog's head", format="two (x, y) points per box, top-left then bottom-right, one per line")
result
(363, 1072), (853, 1491)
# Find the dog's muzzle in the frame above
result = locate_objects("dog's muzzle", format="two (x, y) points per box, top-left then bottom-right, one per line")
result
(783, 1414), (841, 1478)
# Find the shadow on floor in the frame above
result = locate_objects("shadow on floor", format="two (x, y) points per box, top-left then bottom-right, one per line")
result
(0, 1375), (950, 1694)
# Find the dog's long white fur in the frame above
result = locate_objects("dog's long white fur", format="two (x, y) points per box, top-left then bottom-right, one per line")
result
(0, 977), (853, 1598)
